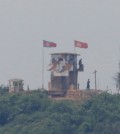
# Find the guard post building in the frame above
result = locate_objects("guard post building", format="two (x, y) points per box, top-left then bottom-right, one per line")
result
(48, 53), (83, 96)
(9, 79), (24, 93)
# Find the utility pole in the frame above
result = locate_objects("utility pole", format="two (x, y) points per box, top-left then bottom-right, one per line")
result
(93, 70), (97, 90)
(118, 61), (120, 93)
(118, 47), (120, 93)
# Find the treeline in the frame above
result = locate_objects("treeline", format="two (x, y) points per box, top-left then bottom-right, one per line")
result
(0, 86), (120, 134)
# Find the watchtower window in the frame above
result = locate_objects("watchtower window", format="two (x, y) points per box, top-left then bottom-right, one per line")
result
(13, 82), (18, 86)
(19, 82), (23, 86)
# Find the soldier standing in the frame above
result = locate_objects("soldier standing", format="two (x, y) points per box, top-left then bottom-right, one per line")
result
(86, 79), (90, 90)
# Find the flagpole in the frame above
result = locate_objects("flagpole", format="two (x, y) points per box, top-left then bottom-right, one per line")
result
(74, 46), (76, 54)
(42, 45), (44, 89)
(74, 41), (76, 54)
(42, 40), (57, 89)
(74, 41), (76, 89)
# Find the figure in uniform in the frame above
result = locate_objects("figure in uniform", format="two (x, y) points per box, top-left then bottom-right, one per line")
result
(86, 79), (90, 90)
(79, 58), (84, 71)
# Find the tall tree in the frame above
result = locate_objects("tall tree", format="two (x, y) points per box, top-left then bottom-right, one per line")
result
(114, 62), (120, 93)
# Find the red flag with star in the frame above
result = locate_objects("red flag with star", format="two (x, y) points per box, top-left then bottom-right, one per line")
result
(74, 40), (88, 48)
(43, 40), (57, 47)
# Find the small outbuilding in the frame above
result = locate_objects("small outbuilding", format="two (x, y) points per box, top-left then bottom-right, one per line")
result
(9, 79), (24, 93)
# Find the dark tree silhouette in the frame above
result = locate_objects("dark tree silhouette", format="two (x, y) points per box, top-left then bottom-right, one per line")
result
(113, 62), (120, 93)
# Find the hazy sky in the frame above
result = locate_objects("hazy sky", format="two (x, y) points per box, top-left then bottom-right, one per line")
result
(0, 0), (120, 92)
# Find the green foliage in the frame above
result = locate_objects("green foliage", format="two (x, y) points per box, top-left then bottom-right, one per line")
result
(0, 91), (120, 134)
(0, 85), (9, 95)
(113, 62), (120, 92)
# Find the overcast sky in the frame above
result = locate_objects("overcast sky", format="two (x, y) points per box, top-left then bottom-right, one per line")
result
(0, 0), (120, 92)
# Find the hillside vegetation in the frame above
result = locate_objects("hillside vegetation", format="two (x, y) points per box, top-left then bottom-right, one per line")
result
(0, 86), (120, 134)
